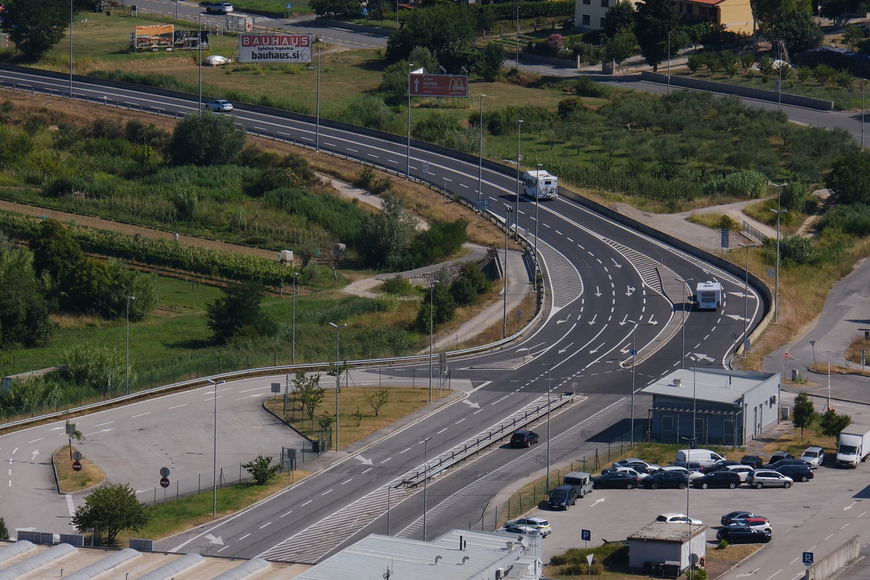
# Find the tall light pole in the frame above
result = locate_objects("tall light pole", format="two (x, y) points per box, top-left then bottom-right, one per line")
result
(292, 272), (299, 365)
(534, 162), (542, 268)
(125, 296), (135, 396)
(69, 0), (73, 99)
(208, 378), (225, 518)
(770, 208), (786, 323)
(738, 243), (759, 353)
(692, 365), (698, 442)
(675, 277), (692, 370)
(503, 204), (513, 339)
(666, 30), (672, 94)
(515, 119), (524, 239)
(545, 363), (553, 493)
(477, 93), (486, 211)
(627, 320), (638, 447)
(315, 37), (321, 152)
(428, 279), (439, 404)
(863, 80), (866, 150)
(406, 63), (414, 178)
(329, 321), (346, 451)
(198, 14), (203, 111)
(421, 436), (432, 540)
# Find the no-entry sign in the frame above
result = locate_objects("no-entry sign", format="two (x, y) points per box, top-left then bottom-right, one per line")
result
(160, 477), (170, 488)
(72, 461), (82, 472)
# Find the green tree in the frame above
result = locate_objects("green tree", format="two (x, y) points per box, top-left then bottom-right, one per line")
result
(206, 282), (277, 345)
(604, 0), (637, 36)
(604, 31), (638, 68)
(71, 483), (150, 545)
(820, 407), (851, 438)
(826, 149), (870, 205)
(0, 517), (8, 541)
(477, 41), (505, 81)
(2, 0), (69, 60)
(360, 195), (417, 270)
(310, 0), (364, 17)
(385, 4), (476, 64)
(364, 389), (390, 416)
(634, 0), (680, 70)
(0, 240), (53, 349)
(167, 112), (247, 167)
(792, 392), (815, 438)
(29, 218), (84, 281)
(294, 371), (325, 428)
(242, 455), (281, 484)
(63, 345), (126, 395)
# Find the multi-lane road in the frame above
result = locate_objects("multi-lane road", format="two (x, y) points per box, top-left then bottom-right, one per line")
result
(0, 65), (764, 563)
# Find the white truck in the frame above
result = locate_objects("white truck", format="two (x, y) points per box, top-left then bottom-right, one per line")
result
(522, 169), (558, 199)
(695, 281), (723, 310)
(836, 424), (870, 467)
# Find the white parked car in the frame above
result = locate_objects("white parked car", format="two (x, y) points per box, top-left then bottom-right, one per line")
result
(204, 99), (233, 112)
(800, 446), (825, 469)
(655, 513), (703, 525)
(724, 464), (755, 482)
(602, 466), (651, 479)
(748, 469), (793, 488)
(205, 2), (233, 14)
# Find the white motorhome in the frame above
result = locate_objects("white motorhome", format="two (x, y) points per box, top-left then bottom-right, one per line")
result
(695, 281), (723, 310)
(523, 169), (558, 199)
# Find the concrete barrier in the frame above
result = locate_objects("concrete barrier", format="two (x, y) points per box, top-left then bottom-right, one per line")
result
(805, 535), (860, 580)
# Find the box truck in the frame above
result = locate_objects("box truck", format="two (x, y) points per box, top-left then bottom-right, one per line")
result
(522, 170), (558, 199)
(836, 424), (870, 467)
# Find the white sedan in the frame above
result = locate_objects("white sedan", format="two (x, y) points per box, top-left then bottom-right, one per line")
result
(204, 99), (233, 112)
(656, 513), (703, 525)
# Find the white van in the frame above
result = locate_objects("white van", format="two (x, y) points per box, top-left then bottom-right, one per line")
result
(675, 449), (724, 469)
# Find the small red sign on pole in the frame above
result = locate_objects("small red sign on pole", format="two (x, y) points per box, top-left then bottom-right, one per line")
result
(159, 477), (170, 488)
(72, 461), (82, 472)
(784, 352), (789, 359)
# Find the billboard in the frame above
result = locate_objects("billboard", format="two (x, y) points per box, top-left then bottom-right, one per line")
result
(238, 34), (312, 63)
(408, 74), (468, 98)
(173, 30), (209, 50)
(134, 25), (174, 50)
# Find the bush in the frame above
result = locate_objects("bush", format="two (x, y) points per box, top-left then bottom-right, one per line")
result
(818, 203), (870, 237)
(42, 176), (89, 197)
(380, 275), (415, 295)
(703, 171), (767, 198)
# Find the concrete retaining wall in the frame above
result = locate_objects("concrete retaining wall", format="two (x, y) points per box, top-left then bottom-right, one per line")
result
(640, 71), (835, 111)
(805, 535), (860, 580)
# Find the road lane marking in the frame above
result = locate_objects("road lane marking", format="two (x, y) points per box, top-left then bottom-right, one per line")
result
(169, 404), (186, 409)
(362, 467), (373, 474)
(301, 500), (312, 507)
(260, 522), (272, 529)
(281, 510), (293, 517)
(765, 569), (782, 580)
(341, 479), (353, 485)
(321, 489), (333, 496)
(381, 457), (392, 464)
(27, 438), (43, 444)
(95, 421), (114, 427)
(239, 534), (251, 540)
(132, 412), (150, 418)
(436, 428), (448, 434)
(400, 448), (411, 454)
(455, 418), (466, 424)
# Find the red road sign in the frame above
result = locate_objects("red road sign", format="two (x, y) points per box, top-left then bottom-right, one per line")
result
(784, 352), (789, 359)
(160, 477), (170, 488)
(72, 461), (82, 472)
(408, 74), (468, 97)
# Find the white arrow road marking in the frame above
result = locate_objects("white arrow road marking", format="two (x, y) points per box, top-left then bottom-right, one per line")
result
(461, 399), (480, 409)
(647, 316), (659, 326)
(557, 318), (568, 324)
(595, 286), (602, 297)
(30, 450), (39, 461)
(736, 568), (759, 577)
(588, 314), (597, 325)
(692, 353), (715, 362)
(354, 455), (373, 466)
(205, 534), (224, 545)
(558, 342), (574, 354)
(590, 343), (605, 354)
(619, 315), (630, 325)
(626, 285), (636, 296)
(611, 258), (622, 268)
(590, 498), (606, 507)
(620, 344), (629, 355)
(844, 501), (858, 511)
(726, 314), (747, 322)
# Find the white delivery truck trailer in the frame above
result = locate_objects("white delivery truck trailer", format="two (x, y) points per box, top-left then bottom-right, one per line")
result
(695, 281), (723, 310)
(836, 424), (870, 467)
(523, 170), (558, 199)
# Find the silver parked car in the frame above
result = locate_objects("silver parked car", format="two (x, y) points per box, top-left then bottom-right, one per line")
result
(748, 469), (793, 488)
(204, 99), (233, 112)
(800, 446), (825, 468)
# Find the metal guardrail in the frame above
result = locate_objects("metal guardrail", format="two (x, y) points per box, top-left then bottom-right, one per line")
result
(400, 392), (574, 488)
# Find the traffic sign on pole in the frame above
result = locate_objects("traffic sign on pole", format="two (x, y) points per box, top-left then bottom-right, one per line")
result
(72, 461), (82, 472)
(408, 74), (468, 97)
(784, 352), (789, 359)
(802, 552), (813, 566)
(160, 477), (170, 488)
(581, 529), (591, 541)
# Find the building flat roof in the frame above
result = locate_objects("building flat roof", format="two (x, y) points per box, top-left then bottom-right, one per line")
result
(629, 522), (707, 543)
(641, 369), (777, 405)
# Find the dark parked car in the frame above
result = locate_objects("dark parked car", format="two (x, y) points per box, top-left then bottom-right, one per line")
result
(721, 511), (767, 526)
(692, 470), (742, 489)
(775, 464), (814, 482)
(548, 485), (578, 510)
(769, 451), (794, 463)
(510, 430), (539, 448)
(716, 525), (772, 544)
(592, 471), (641, 489)
(706, 460), (741, 472)
(642, 470), (688, 489)
(741, 455), (765, 469)
(765, 458), (807, 469)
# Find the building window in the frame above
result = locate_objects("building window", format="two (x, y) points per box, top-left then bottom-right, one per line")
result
(724, 419), (735, 446)
(600, 17), (607, 27)
(582, 13), (591, 24)
(601, 0), (609, 7)
(685, 4), (693, 14)
(662, 414), (675, 441)
(583, 0), (591, 5)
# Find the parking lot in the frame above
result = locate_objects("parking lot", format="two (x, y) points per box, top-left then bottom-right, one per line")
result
(529, 461), (870, 566)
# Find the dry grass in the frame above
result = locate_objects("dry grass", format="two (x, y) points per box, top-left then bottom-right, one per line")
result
(264, 387), (451, 448)
(53, 445), (106, 493)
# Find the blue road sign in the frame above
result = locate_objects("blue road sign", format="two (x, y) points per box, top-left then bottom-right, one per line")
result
(802, 552), (814, 566)
(581, 529), (591, 541)
(630, 349), (638, 356)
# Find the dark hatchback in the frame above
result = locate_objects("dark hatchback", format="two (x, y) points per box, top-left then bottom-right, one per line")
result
(741, 455), (765, 468)
(775, 463), (814, 482)
(548, 485), (579, 510)
(693, 470), (742, 489)
(510, 430), (539, 448)
(716, 525), (772, 544)
(592, 471), (641, 489)
(642, 470), (688, 489)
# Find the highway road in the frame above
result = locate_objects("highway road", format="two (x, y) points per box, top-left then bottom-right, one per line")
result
(0, 69), (765, 563)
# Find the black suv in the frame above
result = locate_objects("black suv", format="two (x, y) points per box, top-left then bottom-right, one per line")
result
(741, 454), (765, 468)
(775, 463), (814, 482)
(510, 430), (539, 448)
(642, 470), (688, 489)
(693, 470), (742, 489)
(548, 485), (579, 510)
(716, 525), (772, 544)
(592, 471), (641, 489)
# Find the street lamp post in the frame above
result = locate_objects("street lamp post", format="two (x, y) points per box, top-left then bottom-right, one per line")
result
(692, 365), (698, 442)
(675, 277), (692, 370)
(428, 279), (440, 404)
(503, 205), (513, 339)
(406, 64), (414, 178)
(198, 14), (203, 111)
(292, 272), (299, 365)
(125, 296), (135, 396)
(534, 163), (542, 268)
(477, 93), (486, 211)
(738, 243), (759, 353)
(862, 80), (866, 150)
(421, 436), (432, 540)
(667, 30), (672, 94)
(545, 363), (553, 493)
(69, 0), (73, 99)
(627, 320), (638, 447)
(515, 119), (523, 239)
(770, 208), (786, 323)
(329, 321), (347, 451)
(315, 37), (321, 152)
(207, 378), (225, 518)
